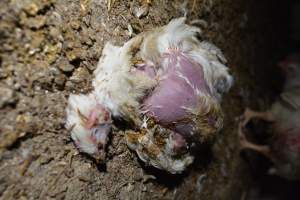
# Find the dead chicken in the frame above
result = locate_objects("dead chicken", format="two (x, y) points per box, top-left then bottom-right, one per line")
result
(66, 17), (233, 173)
(239, 54), (300, 180)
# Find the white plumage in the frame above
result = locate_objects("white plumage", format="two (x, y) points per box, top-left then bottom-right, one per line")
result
(66, 93), (101, 155)
(66, 36), (155, 160)
(92, 37), (156, 122)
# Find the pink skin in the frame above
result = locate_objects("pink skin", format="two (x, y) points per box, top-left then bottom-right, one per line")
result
(86, 104), (111, 129)
(268, 130), (300, 179)
(274, 129), (300, 153)
(131, 48), (214, 153)
(170, 132), (188, 153)
(83, 104), (112, 160)
(143, 49), (211, 137)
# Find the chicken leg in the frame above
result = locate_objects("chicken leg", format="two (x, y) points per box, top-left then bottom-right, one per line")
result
(238, 108), (274, 159)
(238, 122), (271, 158)
(240, 108), (275, 127)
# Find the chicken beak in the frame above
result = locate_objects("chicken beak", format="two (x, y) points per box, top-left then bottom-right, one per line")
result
(91, 124), (112, 163)
(94, 151), (106, 164)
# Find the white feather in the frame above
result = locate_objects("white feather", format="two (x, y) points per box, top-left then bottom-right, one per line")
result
(92, 36), (156, 122)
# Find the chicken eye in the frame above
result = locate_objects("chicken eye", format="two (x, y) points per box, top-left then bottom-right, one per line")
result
(90, 124), (112, 141)
(91, 127), (100, 136)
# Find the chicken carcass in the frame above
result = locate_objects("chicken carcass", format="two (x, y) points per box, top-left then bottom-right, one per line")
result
(66, 17), (233, 173)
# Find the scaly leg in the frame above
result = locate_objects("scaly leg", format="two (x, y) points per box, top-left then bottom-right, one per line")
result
(238, 121), (271, 159)
(240, 108), (275, 127)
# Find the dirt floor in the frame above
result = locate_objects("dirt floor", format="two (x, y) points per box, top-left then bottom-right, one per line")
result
(0, 0), (289, 199)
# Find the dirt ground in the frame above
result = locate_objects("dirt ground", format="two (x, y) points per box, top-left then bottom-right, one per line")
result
(0, 0), (288, 199)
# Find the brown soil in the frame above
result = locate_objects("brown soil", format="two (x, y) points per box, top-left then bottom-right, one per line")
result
(0, 0), (288, 199)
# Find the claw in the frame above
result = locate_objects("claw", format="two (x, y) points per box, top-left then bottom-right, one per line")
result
(238, 120), (248, 150)
(238, 116), (271, 158)
(240, 108), (255, 127)
(240, 108), (275, 128)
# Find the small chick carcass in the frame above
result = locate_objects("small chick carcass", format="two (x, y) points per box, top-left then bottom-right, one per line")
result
(125, 17), (233, 173)
(66, 17), (233, 173)
(239, 54), (300, 180)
